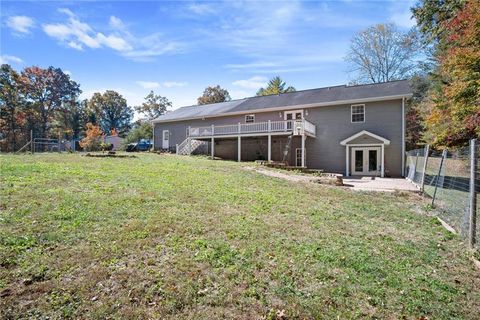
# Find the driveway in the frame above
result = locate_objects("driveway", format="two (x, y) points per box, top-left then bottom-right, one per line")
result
(343, 176), (419, 192)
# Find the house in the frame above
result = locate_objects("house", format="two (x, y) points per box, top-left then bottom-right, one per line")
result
(152, 80), (412, 177)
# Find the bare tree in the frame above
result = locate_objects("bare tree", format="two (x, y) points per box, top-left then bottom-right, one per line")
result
(346, 23), (421, 83)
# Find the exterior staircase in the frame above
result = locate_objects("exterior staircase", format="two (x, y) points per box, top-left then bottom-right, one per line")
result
(176, 138), (208, 155)
(282, 135), (294, 164)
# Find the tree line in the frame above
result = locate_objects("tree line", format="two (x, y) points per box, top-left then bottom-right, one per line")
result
(2, 0), (478, 151)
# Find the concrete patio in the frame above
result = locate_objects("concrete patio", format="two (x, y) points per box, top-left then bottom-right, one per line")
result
(343, 176), (420, 192)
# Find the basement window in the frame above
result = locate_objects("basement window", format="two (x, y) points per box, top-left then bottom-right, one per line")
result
(245, 114), (255, 123)
(351, 104), (365, 123)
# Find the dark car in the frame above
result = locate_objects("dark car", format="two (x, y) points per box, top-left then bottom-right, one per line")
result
(126, 139), (153, 152)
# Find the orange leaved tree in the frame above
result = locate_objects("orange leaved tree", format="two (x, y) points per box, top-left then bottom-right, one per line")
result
(79, 123), (103, 151)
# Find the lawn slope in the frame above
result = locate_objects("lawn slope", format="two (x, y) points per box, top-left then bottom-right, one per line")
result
(1, 154), (479, 319)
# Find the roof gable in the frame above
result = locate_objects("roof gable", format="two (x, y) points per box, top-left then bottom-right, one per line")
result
(340, 130), (391, 145)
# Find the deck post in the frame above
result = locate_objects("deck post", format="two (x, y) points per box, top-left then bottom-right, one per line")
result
(238, 136), (241, 162)
(381, 144), (385, 177)
(301, 134), (306, 167)
(268, 120), (272, 161)
(238, 122), (241, 134)
(211, 137), (214, 159)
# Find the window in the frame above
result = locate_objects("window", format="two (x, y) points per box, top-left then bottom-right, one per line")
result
(245, 114), (255, 123)
(351, 104), (365, 123)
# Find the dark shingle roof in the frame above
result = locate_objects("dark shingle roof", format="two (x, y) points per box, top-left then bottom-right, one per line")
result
(153, 80), (412, 122)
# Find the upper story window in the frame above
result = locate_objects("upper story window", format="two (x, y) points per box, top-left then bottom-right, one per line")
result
(245, 114), (255, 123)
(351, 104), (365, 123)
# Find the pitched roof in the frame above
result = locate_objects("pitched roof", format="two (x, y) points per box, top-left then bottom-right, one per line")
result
(153, 80), (412, 123)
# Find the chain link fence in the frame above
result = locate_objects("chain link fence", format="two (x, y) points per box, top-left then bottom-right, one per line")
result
(406, 139), (479, 250)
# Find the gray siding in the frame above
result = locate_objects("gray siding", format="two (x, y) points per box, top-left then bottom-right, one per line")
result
(304, 99), (403, 176)
(154, 99), (404, 176)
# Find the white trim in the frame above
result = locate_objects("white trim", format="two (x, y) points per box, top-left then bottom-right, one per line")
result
(350, 104), (365, 123)
(340, 130), (390, 146)
(381, 144), (385, 177)
(284, 109), (303, 120)
(152, 94), (412, 123)
(345, 146), (350, 176)
(401, 97), (405, 176)
(245, 114), (255, 123)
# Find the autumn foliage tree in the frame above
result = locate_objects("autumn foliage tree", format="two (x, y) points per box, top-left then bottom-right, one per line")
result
(197, 85), (231, 105)
(20, 66), (81, 138)
(417, 0), (480, 146)
(79, 123), (103, 151)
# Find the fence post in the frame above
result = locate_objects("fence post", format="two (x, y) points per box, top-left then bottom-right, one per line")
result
(413, 151), (419, 182)
(432, 149), (447, 207)
(469, 139), (477, 248)
(420, 144), (430, 192)
(30, 130), (34, 154)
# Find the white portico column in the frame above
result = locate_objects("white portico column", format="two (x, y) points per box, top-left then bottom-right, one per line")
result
(381, 144), (385, 177)
(345, 145), (350, 176)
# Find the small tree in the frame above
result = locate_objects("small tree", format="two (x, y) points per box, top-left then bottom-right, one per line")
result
(256, 76), (296, 96)
(79, 123), (103, 151)
(197, 85), (231, 105)
(124, 120), (153, 144)
(135, 91), (171, 120)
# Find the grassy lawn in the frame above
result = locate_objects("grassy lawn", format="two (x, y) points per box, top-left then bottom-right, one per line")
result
(1, 153), (479, 319)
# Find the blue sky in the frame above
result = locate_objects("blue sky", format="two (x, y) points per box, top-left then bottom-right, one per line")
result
(1, 0), (415, 111)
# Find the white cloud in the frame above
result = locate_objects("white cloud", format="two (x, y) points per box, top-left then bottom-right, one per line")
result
(42, 9), (182, 60)
(109, 16), (125, 29)
(232, 76), (268, 90)
(6, 16), (35, 34)
(188, 3), (215, 15)
(136, 81), (160, 89)
(0, 55), (23, 64)
(162, 81), (187, 88)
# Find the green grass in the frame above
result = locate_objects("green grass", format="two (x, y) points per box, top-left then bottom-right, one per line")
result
(1, 153), (479, 319)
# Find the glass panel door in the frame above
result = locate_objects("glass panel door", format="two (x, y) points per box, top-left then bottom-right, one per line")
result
(354, 150), (364, 172)
(368, 149), (378, 172)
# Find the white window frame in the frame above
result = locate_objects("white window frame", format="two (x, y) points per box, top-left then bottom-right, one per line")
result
(245, 114), (255, 123)
(351, 104), (365, 123)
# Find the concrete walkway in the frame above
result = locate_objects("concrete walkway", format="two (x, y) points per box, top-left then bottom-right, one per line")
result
(343, 176), (419, 192)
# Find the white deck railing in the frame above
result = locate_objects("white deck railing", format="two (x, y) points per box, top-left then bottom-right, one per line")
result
(187, 119), (316, 138)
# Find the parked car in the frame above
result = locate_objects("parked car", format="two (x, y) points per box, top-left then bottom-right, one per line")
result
(126, 139), (153, 152)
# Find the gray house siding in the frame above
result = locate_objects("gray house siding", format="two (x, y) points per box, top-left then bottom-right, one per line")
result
(303, 99), (403, 176)
(154, 99), (404, 176)
(153, 110), (282, 150)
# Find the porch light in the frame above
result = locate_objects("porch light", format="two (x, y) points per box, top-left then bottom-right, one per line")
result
(279, 112), (282, 118)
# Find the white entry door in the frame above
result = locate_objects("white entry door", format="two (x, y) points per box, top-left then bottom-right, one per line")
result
(162, 130), (169, 149)
(351, 147), (381, 175)
(285, 110), (303, 131)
